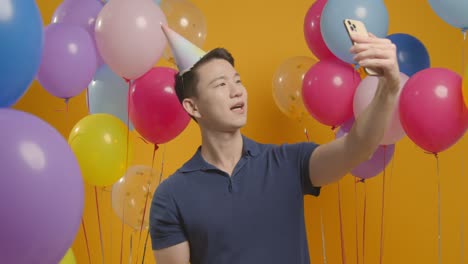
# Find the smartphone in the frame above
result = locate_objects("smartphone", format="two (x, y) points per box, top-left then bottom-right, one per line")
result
(343, 19), (379, 76)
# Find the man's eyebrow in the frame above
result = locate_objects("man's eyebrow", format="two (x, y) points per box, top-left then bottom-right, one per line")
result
(208, 75), (227, 86)
(208, 73), (240, 85)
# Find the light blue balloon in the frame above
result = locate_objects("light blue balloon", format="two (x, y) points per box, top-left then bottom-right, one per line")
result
(428, 0), (468, 30)
(320, 0), (389, 64)
(1, 0), (44, 107)
(88, 65), (133, 130)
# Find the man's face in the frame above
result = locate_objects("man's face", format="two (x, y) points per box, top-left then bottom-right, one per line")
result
(185, 58), (248, 132)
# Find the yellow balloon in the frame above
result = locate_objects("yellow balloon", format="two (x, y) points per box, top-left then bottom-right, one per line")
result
(68, 113), (133, 186)
(463, 65), (468, 108)
(272, 56), (318, 122)
(59, 248), (76, 264)
(112, 165), (159, 230)
(160, 0), (207, 64)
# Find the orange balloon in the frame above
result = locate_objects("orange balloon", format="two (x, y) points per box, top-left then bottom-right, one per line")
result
(111, 165), (160, 230)
(272, 56), (318, 122)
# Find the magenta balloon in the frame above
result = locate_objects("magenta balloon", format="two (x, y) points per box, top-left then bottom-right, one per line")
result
(302, 59), (360, 127)
(37, 23), (97, 99)
(303, 0), (336, 60)
(0, 109), (84, 264)
(399, 68), (466, 153)
(129, 67), (190, 144)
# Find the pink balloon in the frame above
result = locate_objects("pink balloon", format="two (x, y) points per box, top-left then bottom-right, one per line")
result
(129, 67), (190, 145)
(303, 0), (336, 60)
(353, 72), (409, 145)
(95, 0), (167, 80)
(399, 68), (466, 153)
(302, 59), (360, 127)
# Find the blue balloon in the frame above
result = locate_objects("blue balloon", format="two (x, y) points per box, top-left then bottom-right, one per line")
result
(0, 0), (44, 107)
(428, 0), (468, 30)
(320, 0), (389, 64)
(88, 65), (133, 130)
(387, 33), (430, 77)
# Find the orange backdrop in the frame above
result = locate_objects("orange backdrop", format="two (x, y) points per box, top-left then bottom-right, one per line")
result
(18, 0), (468, 263)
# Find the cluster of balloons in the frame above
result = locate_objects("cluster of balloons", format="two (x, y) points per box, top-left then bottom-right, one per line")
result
(272, 0), (467, 181)
(0, 1), (84, 263)
(1, 0), (207, 262)
(63, 0), (201, 234)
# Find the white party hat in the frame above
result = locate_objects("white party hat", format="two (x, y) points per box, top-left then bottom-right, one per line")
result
(161, 24), (207, 74)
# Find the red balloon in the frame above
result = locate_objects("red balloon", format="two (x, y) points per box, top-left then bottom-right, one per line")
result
(129, 67), (190, 145)
(399, 68), (466, 153)
(303, 0), (336, 60)
(302, 59), (360, 127)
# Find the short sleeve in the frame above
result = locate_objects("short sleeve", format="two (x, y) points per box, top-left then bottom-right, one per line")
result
(280, 142), (321, 196)
(149, 180), (187, 250)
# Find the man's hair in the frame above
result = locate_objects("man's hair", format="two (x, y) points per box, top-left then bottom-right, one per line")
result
(174, 47), (235, 106)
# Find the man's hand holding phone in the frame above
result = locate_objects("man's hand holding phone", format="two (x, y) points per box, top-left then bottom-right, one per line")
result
(344, 19), (400, 94)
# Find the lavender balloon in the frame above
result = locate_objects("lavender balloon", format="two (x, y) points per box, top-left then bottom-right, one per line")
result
(37, 23), (97, 99)
(52, 0), (104, 66)
(336, 124), (395, 180)
(0, 109), (84, 264)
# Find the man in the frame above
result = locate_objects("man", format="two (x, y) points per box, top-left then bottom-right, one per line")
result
(150, 24), (400, 264)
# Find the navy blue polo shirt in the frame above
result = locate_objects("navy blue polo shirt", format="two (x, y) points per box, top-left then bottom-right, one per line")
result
(150, 136), (320, 264)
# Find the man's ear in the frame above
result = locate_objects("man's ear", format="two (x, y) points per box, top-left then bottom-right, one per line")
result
(182, 98), (202, 119)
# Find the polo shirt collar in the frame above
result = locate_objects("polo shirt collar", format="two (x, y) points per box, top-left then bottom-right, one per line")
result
(179, 135), (260, 173)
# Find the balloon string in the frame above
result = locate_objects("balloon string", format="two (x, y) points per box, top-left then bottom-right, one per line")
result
(320, 208), (328, 264)
(379, 146), (387, 264)
(120, 198), (126, 264)
(86, 87), (91, 114)
(304, 128), (310, 143)
(462, 37), (467, 264)
(142, 145), (167, 264)
(136, 143), (160, 264)
(435, 153), (442, 264)
(338, 181), (346, 264)
(108, 187), (113, 264)
(304, 127), (328, 264)
(82, 217), (92, 264)
(354, 180), (360, 264)
(128, 232), (134, 264)
(151, 144), (159, 170)
(462, 30), (466, 75)
(461, 137), (466, 264)
(95, 187), (105, 264)
(141, 230), (151, 264)
(363, 181), (367, 264)
(121, 81), (131, 264)
(135, 187), (151, 264)
(126, 81), (131, 171)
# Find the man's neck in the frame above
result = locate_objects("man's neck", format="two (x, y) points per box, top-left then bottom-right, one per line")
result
(200, 129), (243, 176)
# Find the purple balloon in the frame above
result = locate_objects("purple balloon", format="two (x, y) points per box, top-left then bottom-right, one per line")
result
(340, 116), (355, 133)
(0, 109), (84, 264)
(351, 144), (395, 179)
(52, 0), (104, 66)
(336, 125), (395, 179)
(37, 23), (97, 99)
